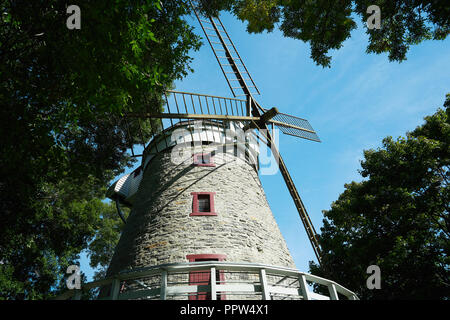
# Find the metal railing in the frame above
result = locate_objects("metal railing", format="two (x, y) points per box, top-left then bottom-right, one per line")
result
(55, 262), (358, 300)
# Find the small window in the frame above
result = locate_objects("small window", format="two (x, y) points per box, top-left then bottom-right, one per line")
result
(191, 192), (216, 216)
(197, 195), (211, 212)
(193, 153), (215, 167)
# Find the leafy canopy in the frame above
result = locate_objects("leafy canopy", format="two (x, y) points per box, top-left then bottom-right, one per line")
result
(0, 0), (200, 299)
(199, 0), (449, 67)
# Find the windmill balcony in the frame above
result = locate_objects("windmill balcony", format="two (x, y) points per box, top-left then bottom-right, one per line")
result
(56, 261), (358, 300)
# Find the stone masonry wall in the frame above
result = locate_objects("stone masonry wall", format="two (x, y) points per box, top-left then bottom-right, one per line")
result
(106, 144), (296, 277)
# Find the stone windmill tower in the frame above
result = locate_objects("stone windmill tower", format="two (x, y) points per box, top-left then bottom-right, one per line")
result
(106, 118), (298, 274)
(96, 4), (357, 301)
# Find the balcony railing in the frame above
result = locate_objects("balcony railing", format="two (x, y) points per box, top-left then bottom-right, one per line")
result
(55, 261), (358, 300)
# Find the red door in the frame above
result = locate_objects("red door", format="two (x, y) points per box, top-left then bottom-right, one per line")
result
(186, 254), (226, 300)
(189, 258), (216, 300)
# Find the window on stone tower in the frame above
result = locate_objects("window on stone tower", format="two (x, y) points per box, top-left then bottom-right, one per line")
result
(193, 153), (215, 167)
(198, 195), (210, 212)
(190, 192), (216, 216)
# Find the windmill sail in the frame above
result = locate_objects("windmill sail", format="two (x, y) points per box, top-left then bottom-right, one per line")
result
(266, 110), (321, 143)
(267, 130), (323, 262)
(192, 5), (260, 97)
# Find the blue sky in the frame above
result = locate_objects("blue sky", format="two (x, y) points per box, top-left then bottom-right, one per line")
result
(80, 11), (450, 280)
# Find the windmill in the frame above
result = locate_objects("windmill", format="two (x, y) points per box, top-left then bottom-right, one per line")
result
(53, 3), (363, 302)
(122, 3), (323, 263)
(95, 2), (352, 302)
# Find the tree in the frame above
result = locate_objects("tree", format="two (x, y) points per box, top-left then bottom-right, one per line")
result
(87, 203), (130, 282)
(0, 0), (200, 299)
(310, 94), (449, 299)
(198, 0), (449, 67)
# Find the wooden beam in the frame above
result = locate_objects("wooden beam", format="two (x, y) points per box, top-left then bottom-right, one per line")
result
(160, 270), (167, 300)
(73, 290), (82, 300)
(210, 267), (217, 301)
(299, 275), (311, 300)
(126, 112), (260, 122)
(259, 269), (271, 300)
(111, 279), (121, 300)
(252, 100), (322, 263)
(243, 107), (279, 131)
(328, 283), (339, 300)
(268, 119), (317, 134)
(166, 90), (246, 103)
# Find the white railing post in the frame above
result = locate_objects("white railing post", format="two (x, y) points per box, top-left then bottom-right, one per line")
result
(111, 279), (121, 300)
(299, 275), (311, 300)
(73, 290), (82, 300)
(210, 267), (217, 300)
(160, 270), (167, 300)
(259, 269), (271, 300)
(328, 283), (339, 300)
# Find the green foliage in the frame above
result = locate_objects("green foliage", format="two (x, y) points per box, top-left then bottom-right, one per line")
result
(310, 94), (450, 299)
(199, 0), (449, 67)
(87, 202), (130, 282)
(0, 0), (200, 299)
